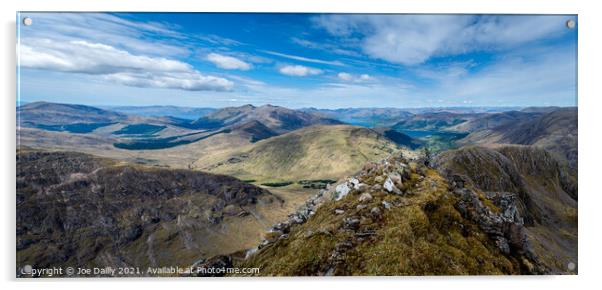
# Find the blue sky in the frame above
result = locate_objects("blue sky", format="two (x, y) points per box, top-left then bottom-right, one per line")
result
(17, 13), (577, 109)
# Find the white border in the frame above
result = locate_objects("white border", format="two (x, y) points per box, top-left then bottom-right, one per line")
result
(2, 1), (600, 289)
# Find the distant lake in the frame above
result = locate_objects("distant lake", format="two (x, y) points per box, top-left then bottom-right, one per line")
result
(400, 130), (469, 139)
(400, 130), (438, 138)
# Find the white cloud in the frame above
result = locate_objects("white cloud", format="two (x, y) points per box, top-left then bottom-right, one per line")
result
(279, 65), (323, 77)
(21, 13), (190, 57)
(359, 74), (373, 81)
(262, 50), (344, 66)
(337, 72), (353, 81)
(104, 72), (234, 91)
(20, 38), (233, 91)
(206, 53), (252, 70)
(21, 39), (191, 74)
(237, 46), (576, 108)
(337, 72), (374, 82)
(314, 15), (574, 65)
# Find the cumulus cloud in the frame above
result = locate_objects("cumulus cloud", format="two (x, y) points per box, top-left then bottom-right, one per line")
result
(20, 38), (233, 91)
(279, 65), (323, 76)
(206, 53), (252, 70)
(314, 15), (574, 65)
(20, 39), (191, 74)
(337, 72), (374, 82)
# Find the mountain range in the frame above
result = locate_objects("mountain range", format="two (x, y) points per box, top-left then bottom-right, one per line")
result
(16, 101), (577, 276)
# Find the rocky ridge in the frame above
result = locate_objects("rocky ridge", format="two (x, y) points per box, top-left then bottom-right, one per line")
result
(234, 151), (547, 275)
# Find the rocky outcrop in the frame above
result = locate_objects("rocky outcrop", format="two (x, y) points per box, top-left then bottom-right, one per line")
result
(448, 178), (546, 273)
(238, 151), (547, 275)
(433, 146), (577, 274)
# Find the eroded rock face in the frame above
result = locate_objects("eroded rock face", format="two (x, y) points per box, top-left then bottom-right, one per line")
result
(433, 145), (577, 274)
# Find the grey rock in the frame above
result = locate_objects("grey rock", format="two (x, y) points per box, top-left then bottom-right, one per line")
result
(370, 207), (382, 219)
(356, 183), (368, 192)
(334, 182), (351, 201)
(382, 200), (392, 209)
(389, 172), (403, 188)
(383, 177), (394, 192)
(495, 236), (511, 254)
(349, 178), (361, 189)
(383, 177), (402, 195)
(356, 204), (368, 210)
(343, 217), (361, 230)
(358, 192), (373, 202)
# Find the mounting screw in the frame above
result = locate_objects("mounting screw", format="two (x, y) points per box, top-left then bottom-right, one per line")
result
(23, 17), (32, 26)
(566, 19), (576, 29)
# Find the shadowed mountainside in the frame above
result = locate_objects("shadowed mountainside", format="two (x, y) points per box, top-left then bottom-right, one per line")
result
(18, 101), (127, 125)
(16, 149), (287, 274)
(459, 108), (577, 172)
(391, 112), (485, 131)
(432, 146), (577, 273)
(372, 127), (423, 149)
(448, 111), (542, 133)
(104, 105), (216, 120)
(191, 104), (343, 134)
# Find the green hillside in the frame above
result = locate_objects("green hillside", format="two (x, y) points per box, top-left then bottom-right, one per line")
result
(197, 125), (410, 182)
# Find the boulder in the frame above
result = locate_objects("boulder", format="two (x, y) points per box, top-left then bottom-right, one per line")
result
(349, 178), (361, 189)
(358, 192), (373, 203)
(383, 177), (402, 195)
(334, 183), (351, 201)
(389, 172), (403, 188)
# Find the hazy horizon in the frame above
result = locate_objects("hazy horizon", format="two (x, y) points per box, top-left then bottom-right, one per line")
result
(18, 99), (581, 111)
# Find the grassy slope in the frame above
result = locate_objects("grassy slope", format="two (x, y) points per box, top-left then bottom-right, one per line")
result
(196, 125), (405, 182)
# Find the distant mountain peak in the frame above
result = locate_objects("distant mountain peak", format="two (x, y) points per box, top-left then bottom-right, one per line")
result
(194, 103), (343, 134)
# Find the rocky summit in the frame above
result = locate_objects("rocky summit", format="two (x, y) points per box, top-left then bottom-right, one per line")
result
(234, 151), (552, 276)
